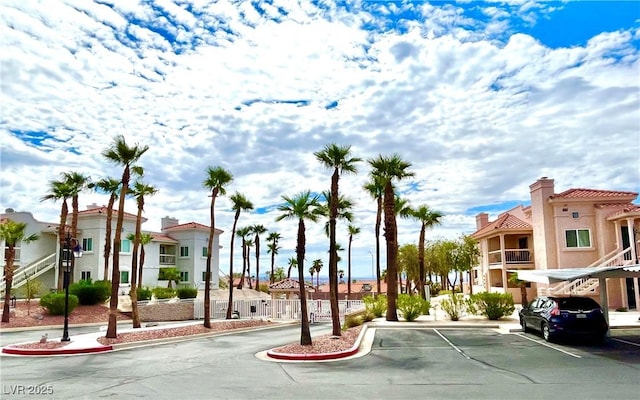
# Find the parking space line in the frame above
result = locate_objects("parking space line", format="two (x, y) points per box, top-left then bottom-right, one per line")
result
(514, 333), (582, 358)
(432, 329), (471, 360)
(612, 338), (640, 347)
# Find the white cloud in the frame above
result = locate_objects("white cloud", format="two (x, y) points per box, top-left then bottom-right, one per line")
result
(1, 0), (638, 278)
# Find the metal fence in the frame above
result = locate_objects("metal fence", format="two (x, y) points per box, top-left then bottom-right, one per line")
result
(193, 298), (365, 321)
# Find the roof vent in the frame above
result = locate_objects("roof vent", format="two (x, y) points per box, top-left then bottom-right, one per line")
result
(4, 208), (14, 213)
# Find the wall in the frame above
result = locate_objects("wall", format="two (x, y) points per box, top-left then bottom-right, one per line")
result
(138, 300), (195, 322)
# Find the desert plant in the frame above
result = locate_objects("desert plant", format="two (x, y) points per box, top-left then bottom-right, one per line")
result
(397, 293), (430, 322)
(363, 294), (387, 318)
(438, 289), (452, 296)
(468, 292), (515, 320)
(17, 273), (44, 315)
(40, 292), (79, 316)
(152, 287), (176, 300)
(440, 293), (468, 321)
(176, 287), (198, 299)
(136, 287), (152, 301)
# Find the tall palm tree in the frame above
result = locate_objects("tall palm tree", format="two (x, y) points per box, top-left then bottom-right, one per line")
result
(202, 165), (233, 329)
(94, 177), (121, 281)
(347, 224), (360, 297)
(368, 154), (414, 321)
(410, 205), (443, 299)
(235, 226), (252, 289)
(314, 143), (361, 337)
(129, 180), (157, 328)
(363, 175), (384, 295)
(287, 256), (298, 279)
(312, 258), (323, 288)
(251, 224), (267, 292)
(319, 191), (354, 237)
(102, 135), (149, 338)
(1, 220), (38, 322)
(395, 196), (413, 294)
(266, 231), (282, 284)
(276, 190), (322, 345)
(227, 193), (253, 319)
(309, 266), (315, 286)
(41, 178), (73, 290)
(137, 232), (153, 288)
(244, 239), (254, 289)
(62, 171), (91, 285)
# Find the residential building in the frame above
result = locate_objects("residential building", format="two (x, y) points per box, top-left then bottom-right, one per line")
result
(1, 205), (223, 295)
(471, 177), (639, 309)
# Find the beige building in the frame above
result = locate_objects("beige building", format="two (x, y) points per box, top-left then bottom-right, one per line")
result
(471, 177), (639, 309)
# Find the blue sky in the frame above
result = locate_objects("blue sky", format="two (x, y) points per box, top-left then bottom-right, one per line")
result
(1, 0), (639, 278)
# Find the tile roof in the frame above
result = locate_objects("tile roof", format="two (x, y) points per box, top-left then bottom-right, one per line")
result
(77, 206), (141, 220)
(551, 188), (638, 200)
(162, 222), (223, 234)
(269, 278), (314, 290)
(472, 213), (532, 238)
(149, 233), (179, 243)
(603, 203), (640, 219)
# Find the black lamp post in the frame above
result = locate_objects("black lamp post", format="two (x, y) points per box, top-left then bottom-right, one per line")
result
(61, 232), (83, 342)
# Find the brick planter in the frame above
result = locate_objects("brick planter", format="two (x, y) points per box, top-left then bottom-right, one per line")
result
(139, 300), (195, 322)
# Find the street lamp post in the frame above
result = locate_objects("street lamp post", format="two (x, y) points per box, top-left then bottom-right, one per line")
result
(61, 232), (83, 342)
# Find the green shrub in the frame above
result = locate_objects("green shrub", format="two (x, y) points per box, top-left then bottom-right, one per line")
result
(440, 293), (467, 321)
(363, 294), (387, 317)
(152, 287), (176, 299)
(176, 287), (198, 299)
(69, 279), (111, 305)
(40, 293), (79, 315)
(468, 292), (515, 320)
(343, 314), (363, 329)
(136, 287), (152, 301)
(438, 290), (452, 296)
(397, 294), (430, 322)
(427, 281), (442, 296)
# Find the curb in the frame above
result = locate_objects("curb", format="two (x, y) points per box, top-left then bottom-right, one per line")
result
(2, 345), (113, 356)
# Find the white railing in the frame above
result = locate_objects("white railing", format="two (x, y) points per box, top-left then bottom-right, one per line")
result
(543, 247), (634, 296)
(1, 253), (57, 294)
(193, 299), (365, 321)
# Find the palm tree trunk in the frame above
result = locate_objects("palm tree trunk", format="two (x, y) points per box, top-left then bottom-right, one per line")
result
(103, 196), (115, 281)
(57, 201), (69, 291)
(384, 182), (399, 321)
(2, 249), (15, 322)
(297, 220), (311, 345)
(138, 245), (146, 289)
(375, 197), (382, 295)
(328, 170), (341, 336)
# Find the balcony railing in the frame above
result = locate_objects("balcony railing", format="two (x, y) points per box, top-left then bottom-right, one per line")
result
(488, 249), (533, 265)
(159, 254), (176, 265)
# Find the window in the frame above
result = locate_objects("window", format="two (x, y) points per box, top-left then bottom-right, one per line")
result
(180, 271), (189, 282)
(121, 239), (131, 253)
(120, 271), (130, 284)
(82, 238), (93, 252)
(202, 247), (208, 257)
(202, 271), (206, 281)
(565, 229), (591, 248)
(180, 246), (189, 257)
(81, 271), (91, 281)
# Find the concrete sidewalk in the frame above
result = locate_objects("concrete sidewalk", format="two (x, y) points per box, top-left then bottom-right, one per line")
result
(2, 309), (638, 358)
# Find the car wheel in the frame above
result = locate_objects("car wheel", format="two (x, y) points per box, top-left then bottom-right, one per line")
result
(542, 322), (553, 342)
(520, 317), (529, 333)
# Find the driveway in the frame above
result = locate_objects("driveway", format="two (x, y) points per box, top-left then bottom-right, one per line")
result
(1, 325), (638, 400)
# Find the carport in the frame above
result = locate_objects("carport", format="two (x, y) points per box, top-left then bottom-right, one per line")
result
(515, 264), (640, 335)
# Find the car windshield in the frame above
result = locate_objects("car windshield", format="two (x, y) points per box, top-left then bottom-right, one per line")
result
(555, 297), (600, 311)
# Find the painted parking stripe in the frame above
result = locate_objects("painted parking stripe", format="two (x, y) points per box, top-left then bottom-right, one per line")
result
(612, 338), (640, 348)
(514, 333), (582, 358)
(432, 329), (471, 360)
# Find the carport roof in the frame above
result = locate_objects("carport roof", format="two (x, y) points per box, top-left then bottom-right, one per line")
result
(513, 264), (640, 284)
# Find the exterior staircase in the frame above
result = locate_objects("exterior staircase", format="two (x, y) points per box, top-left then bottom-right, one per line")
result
(541, 247), (633, 296)
(0, 253), (57, 295)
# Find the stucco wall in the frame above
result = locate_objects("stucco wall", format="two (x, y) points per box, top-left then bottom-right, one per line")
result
(138, 300), (194, 322)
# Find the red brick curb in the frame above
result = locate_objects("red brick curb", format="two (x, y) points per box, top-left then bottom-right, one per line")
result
(2, 345), (113, 356)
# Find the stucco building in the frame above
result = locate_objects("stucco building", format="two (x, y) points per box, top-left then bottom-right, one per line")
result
(471, 177), (639, 309)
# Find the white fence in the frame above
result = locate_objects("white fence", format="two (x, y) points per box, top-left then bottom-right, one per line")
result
(193, 299), (365, 322)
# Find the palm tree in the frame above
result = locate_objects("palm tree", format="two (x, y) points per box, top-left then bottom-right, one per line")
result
(338, 269), (345, 283)
(41, 178), (73, 290)
(347, 224), (360, 297)
(93, 177), (121, 281)
(276, 190), (322, 345)
(235, 226), (252, 289)
(129, 180), (157, 328)
(202, 165), (233, 329)
(319, 191), (354, 237)
(363, 175), (384, 295)
(251, 224), (267, 292)
(314, 142), (361, 337)
(244, 239), (254, 289)
(368, 154), (414, 321)
(410, 205), (443, 299)
(1, 220), (38, 322)
(309, 266), (315, 285)
(286, 256), (298, 279)
(312, 258), (323, 288)
(62, 171), (91, 285)
(102, 135), (149, 338)
(266, 231), (282, 284)
(227, 193), (253, 319)
(137, 232), (153, 288)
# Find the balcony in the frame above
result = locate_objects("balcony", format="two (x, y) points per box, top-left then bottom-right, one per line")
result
(488, 249), (533, 266)
(159, 254), (176, 265)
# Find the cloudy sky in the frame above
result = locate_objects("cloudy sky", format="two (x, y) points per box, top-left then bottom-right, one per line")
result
(1, 0), (639, 279)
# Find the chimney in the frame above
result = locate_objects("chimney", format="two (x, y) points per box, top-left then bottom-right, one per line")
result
(529, 176), (556, 270)
(475, 213), (489, 230)
(86, 203), (101, 210)
(161, 216), (179, 230)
